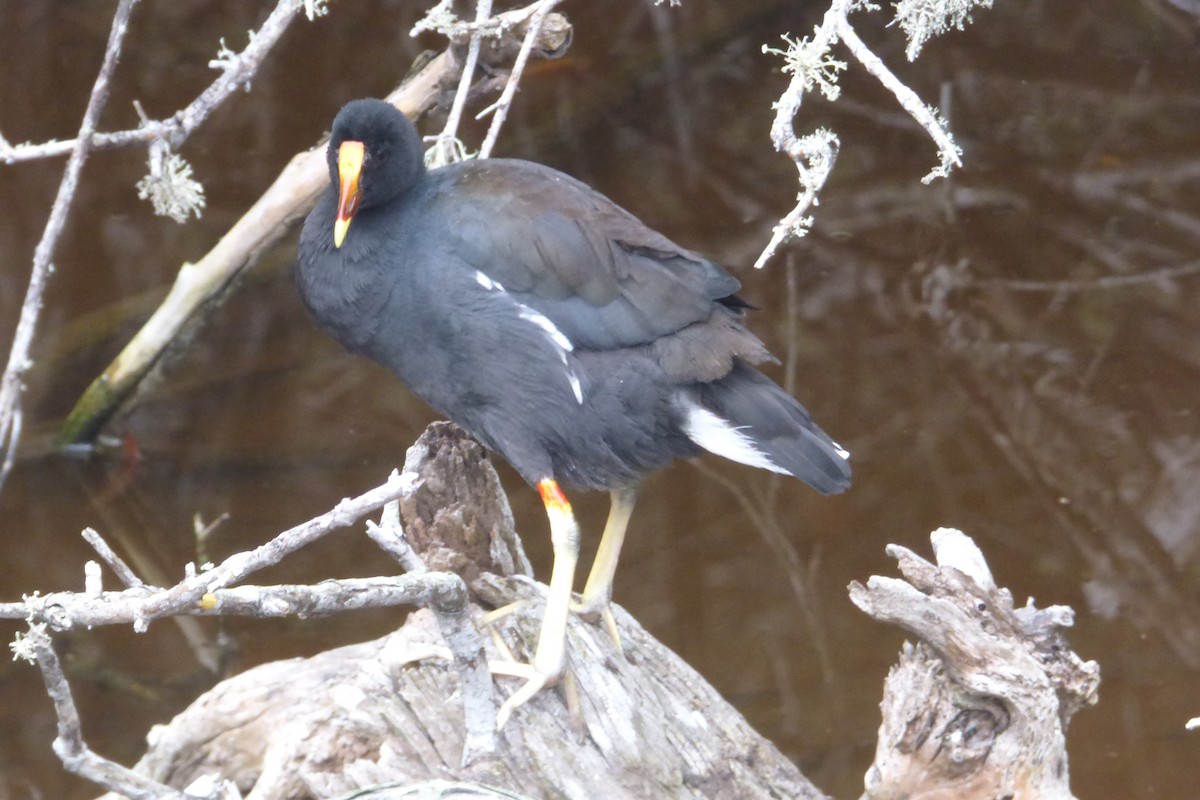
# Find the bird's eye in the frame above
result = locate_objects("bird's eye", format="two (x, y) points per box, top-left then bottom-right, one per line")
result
(374, 148), (390, 166)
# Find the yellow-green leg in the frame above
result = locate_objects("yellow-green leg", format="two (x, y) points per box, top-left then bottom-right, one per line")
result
(496, 478), (580, 728)
(578, 486), (637, 614)
(575, 486), (637, 649)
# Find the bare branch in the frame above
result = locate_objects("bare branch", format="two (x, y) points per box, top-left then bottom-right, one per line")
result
(427, 0), (494, 167)
(20, 626), (211, 800)
(365, 493), (428, 573)
(0, 0), (139, 490)
(754, 0), (974, 269)
(752, 129), (839, 270)
(202, 575), (468, 618)
(754, 0), (849, 270)
(82, 527), (145, 588)
(0, 473), (411, 626)
(477, 0), (565, 159)
(836, 18), (961, 182)
(175, 0), (299, 142)
(0, 0), (303, 167)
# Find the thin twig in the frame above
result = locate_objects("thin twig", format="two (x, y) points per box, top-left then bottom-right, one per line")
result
(141, 473), (413, 620)
(22, 627), (202, 800)
(0, 0), (140, 490)
(82, 527), (145, 588)
(753, 0), (848, 270)
(0, 0), (302, 165)
(364, 484), (429, 573)
(0, 473), (412, 625)
(177, 0), (300, 146)
(429, 0), (495, 165)
(754, 0), (970, 269)
(836, 19), (961, 183)
(477, 0), (563, 158)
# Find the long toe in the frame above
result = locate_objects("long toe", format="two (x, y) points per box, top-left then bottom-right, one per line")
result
(495, 669), (555, 729)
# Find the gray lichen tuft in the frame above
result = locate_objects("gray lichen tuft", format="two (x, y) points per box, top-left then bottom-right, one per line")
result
(137, 146), (205, 223)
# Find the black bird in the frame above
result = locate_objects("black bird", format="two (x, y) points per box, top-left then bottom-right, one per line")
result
(297, 98), (851, 725)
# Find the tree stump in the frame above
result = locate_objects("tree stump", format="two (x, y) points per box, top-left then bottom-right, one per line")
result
(850, 529), (1100, 800)
(100, 423), (828, 800)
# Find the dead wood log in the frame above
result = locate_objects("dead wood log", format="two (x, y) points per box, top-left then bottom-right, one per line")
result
(99, 423), (828, 800)
(850, 529), (1100, 800)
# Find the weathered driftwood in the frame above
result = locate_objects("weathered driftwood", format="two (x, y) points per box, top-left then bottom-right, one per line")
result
(100, 423), (828, 800)
(850, 529), (1100, 800)
(86, 427), (1099, 800)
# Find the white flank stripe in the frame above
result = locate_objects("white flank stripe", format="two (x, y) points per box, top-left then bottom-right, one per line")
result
(682, 404), (789, 475)
(518, 307), (574, 352)
(475, 271), (505, 292)
(554, 347), (584, 404)
(515, 305), (583, 404)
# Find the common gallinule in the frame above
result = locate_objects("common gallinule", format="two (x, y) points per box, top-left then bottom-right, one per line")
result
(297, 98), (851, 726)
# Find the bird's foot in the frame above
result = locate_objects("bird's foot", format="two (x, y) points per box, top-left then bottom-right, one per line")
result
(385, 642), (559, 729)
(480, 596), (571, 728)
(487, 640), (571, 729)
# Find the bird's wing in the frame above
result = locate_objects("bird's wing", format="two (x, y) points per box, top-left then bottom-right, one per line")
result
(434, 160), (744, 352)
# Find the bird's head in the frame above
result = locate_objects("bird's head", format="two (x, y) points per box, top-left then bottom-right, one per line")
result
(326, 98), (425, 248)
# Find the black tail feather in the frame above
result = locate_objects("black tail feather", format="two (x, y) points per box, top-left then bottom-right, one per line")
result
(687, 362), (851, 495)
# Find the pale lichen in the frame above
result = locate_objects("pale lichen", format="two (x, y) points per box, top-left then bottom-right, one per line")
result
(137, 145), (206, 223)
(893, 0), (995, 60)
(10, 622), (47, 664)
(763, 32), (848, 102)
(301, 0), (329, 21)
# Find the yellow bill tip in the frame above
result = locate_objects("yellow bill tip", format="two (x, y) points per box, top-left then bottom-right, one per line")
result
(333, 140), (365, 249)
(334, 216), (350, 248)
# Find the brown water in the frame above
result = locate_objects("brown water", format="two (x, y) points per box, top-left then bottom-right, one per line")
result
(2, 1), (1199, 798)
